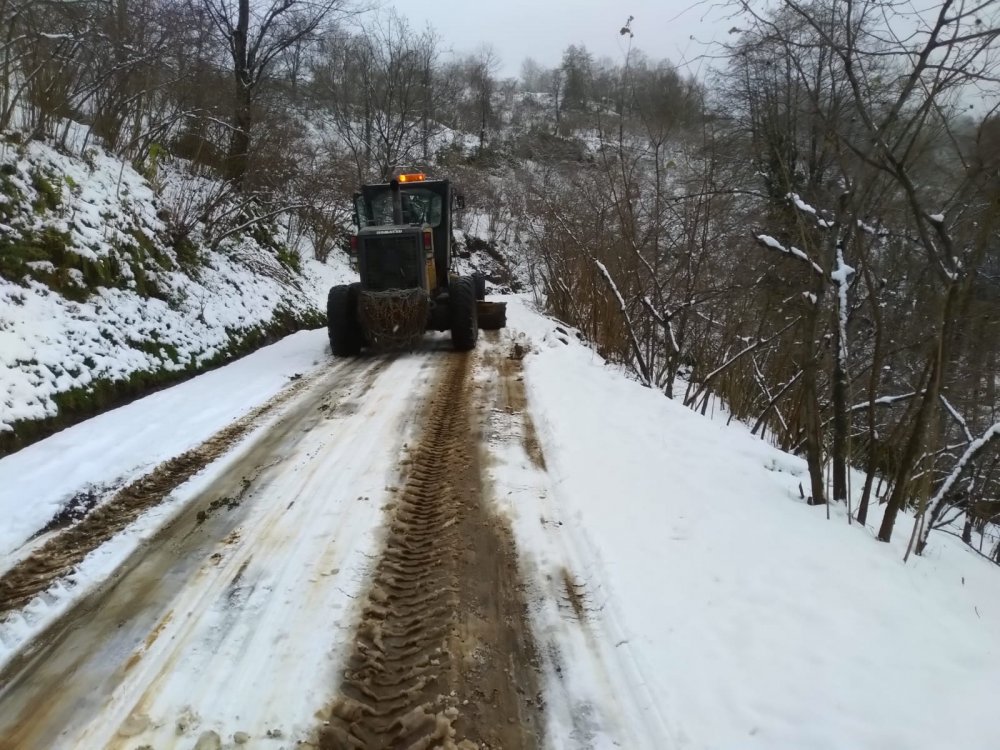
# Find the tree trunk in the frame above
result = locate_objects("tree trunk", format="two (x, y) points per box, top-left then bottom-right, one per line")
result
(363, 96), (372, 178)
(421, 60), (431, 162)
(803, 359), (826, 505)
(226, 0), (252, 185)
(878, 282), (958, 542)
(227, 89), (252, 184)
(831, 305), (849, 506)
(802, 290), (826, 505)
(857, 268), (884, 525)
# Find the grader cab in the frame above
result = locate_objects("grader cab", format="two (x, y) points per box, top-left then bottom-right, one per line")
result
(326, 172), (506, 356)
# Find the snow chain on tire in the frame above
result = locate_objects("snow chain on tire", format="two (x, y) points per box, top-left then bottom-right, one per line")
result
(358, 288), (429, 349)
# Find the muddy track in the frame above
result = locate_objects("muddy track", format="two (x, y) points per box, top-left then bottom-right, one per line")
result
(0, 358), (387, 624)
(0, 355), (398, 746)
(485, 337), (546, 471)
(0, 374), (318, 619)
(319, 352), (542, 750)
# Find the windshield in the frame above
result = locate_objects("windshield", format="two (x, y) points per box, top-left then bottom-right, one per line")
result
(357, 188), (443, 228)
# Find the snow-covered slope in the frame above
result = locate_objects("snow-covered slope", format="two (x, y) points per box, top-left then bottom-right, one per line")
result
(501, 298), (1000, 750)
(0, 134), (352, 451)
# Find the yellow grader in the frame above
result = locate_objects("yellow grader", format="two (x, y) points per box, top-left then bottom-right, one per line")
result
(327, 172), (506, 355)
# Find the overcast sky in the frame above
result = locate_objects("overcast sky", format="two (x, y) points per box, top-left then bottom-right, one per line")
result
(385, 0), (731, 78)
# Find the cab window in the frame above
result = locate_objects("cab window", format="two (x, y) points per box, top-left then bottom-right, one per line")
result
(360, 188), (443, 227)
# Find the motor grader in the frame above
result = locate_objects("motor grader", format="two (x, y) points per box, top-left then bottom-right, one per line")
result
(327, 172), (506, 356)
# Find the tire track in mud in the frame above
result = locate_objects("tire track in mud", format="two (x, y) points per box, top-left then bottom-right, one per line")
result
(485, 342), (590, 626)
(485, 337), (546, 471)
(478, 331), (674, 750)
(319, 352), (542, 750)
(0, 358), (372, 620)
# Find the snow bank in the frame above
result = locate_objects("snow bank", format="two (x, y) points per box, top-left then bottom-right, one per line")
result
(507, 298), (1000, 750)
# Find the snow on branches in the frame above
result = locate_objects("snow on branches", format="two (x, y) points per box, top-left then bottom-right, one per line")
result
(755, 234), (825, 277)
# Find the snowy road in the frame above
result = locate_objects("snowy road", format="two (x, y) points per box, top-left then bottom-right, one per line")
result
(0, 348), (444, 748)
(2, 301), (997, 750)
(0, 331), (579, 750)
(0, 321), (673, 750)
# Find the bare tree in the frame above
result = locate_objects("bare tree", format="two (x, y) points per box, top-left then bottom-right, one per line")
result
(728, 0), (1000, 543)
(202, 0), (345, 185)
(313, 14), (444, 180)
(468, 46), (500, 154)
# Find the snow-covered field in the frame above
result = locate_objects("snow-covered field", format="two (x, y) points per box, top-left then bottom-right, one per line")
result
(0, 298), (997, 749)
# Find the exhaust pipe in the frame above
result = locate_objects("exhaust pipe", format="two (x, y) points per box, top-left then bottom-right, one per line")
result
(390, 178), (403, 225)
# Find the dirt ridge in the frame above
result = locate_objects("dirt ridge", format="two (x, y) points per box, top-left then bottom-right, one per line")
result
(320, 352), (541, 750)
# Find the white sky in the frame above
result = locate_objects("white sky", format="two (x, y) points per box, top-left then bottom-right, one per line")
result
(384, 0), (732, 78)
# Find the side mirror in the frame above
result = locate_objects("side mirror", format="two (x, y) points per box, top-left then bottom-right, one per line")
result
(351, 211), (360, 228)
(454, 193), (466, 210)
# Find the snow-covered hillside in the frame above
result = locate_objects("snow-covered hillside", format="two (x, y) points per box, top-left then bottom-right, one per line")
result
(0, 133), (352, 453)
